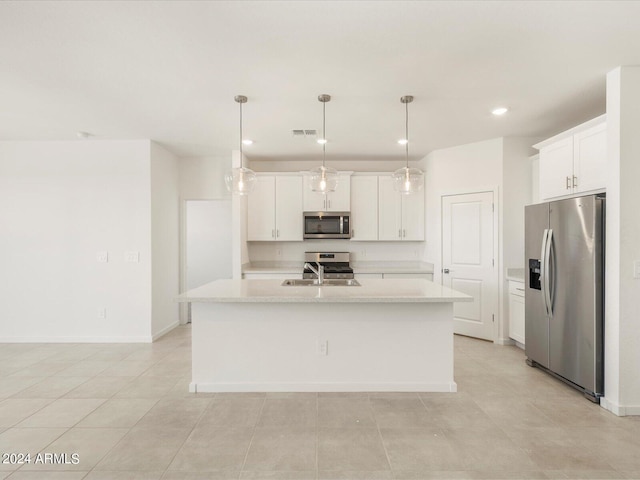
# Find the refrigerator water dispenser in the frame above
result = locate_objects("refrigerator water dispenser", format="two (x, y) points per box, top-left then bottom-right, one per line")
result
(529, 259), (541, 290)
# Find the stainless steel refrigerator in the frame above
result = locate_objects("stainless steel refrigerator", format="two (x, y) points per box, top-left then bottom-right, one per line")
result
(524, 194), (605, 402)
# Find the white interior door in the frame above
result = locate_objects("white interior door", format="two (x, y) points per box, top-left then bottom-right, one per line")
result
(442, 191), (497, 340)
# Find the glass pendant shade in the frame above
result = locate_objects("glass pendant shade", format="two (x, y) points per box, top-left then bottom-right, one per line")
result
(310, 165), (338, 194)
(392, 95), (424, 194)
(392, 166), (424, 194)
(225, 166), (256, 195)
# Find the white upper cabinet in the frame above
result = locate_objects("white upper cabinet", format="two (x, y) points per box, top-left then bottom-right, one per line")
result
(247, 176), (276, 241)
(378, 175), (425, 241)
(302, 173), (351, 212)
(402, 184), (425, 241)
(247, 175), (303, 241)
(573, 122), (607, 194)
(535, 115), (606, 201)
(350, 175), (378, 241)
(539, 137), (573, 200)
(275, 176), (304, 241)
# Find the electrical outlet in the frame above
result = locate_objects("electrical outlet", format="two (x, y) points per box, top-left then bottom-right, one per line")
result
(318, 340), (328, 356)
(125, 251), (140, 263)
(276, 248), (282, 257)
(98, 308), (106, 319)
(634, 261), (640, 279)
(96, 251), (108, 263)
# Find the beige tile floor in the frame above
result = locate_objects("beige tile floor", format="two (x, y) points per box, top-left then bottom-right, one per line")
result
(0, 325), (639, 480)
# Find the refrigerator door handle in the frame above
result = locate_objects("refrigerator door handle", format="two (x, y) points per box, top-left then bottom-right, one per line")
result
(544, 229), (554, 317)
(540, 229), (549, 316)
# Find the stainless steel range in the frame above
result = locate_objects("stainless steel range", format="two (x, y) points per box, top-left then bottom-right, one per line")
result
(303, 252), (353, 279)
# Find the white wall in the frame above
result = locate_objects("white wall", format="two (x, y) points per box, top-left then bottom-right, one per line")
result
(150, 142), (180, 339)
(423, 137), (536, 343)
(179, 155), (230, 199)
(0, 140), (153, 342)
(501, 138), (538, 341)
(603, 66), (640, 415)
(423, 138), (504, 281)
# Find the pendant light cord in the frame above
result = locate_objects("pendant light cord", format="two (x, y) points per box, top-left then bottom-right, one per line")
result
(405, 99), (409, 169)
(322, 99), (326, 168)
(239, 100), (243, 169)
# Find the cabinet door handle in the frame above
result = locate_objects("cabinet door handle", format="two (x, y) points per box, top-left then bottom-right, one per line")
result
(327, 199), (331, 209)
(443, 268), (450, 274)
(276, 229), (279, 238)
(272, 229), (275, 238)
(566, 176), (571, 189)
(398, 229), (402, 238)
(516, 287), (524, 291)
(573, 176), (577, 188)
(403, 229), (406, 238)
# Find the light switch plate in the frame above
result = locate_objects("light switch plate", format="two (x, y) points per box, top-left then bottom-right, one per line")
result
(125, 251), (140, 263)
(634, 261), (640, 279)
(96, 251), (108, 263)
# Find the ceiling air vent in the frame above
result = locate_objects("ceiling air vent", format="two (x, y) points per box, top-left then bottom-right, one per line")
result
(291, 129), (317, 137)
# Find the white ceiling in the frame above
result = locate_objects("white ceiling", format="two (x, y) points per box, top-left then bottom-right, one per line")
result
(1, 1), (639, 162)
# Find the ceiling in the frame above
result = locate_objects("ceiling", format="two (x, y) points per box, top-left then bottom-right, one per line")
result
(1, 1), (639, 162)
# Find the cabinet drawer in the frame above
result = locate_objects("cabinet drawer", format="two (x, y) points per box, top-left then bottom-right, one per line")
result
(508, 281), (525, 297)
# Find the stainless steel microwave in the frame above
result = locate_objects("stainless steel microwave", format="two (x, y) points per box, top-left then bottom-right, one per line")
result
(303, 212), (351, 239)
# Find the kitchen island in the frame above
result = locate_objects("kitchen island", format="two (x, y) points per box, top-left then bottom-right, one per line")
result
(177, 278), (472, 393)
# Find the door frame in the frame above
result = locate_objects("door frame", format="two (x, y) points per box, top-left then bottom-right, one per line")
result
(440, 186), (500, 342)
(179, 198), (232, 324)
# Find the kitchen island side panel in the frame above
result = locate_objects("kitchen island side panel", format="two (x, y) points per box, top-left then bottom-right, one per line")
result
(190, 301), (455, 392)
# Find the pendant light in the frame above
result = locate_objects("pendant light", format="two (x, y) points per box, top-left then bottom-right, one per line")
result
(224, 95), (256, 195)
(392, 95), (424, 194)
(309, 94), (338, 194)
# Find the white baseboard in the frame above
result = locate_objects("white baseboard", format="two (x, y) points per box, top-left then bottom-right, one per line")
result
(152, 321), (179, 341)
(495, 337), (515, 346)
(190, 381), (458, 393)
(600, 397), (640, 416)
(0, 335), (153, 343)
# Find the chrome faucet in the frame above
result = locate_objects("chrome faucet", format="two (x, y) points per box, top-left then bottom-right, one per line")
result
(304, 262), (324, 285)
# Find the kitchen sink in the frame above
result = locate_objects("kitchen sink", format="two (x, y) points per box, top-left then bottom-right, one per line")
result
(281, 278), (361, 287)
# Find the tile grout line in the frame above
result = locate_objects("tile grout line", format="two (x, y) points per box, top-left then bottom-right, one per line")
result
(157, 388), (216, 478)
(370, 395), (395, 477)
(238, 394), (268, 478)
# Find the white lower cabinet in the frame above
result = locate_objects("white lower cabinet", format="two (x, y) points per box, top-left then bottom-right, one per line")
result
(243, 273), (301, 280)
(508, 280), (525, 345)
(354, 273), (384, 279)
(383, 273), (433, 281)
(354, 272), (433, 280)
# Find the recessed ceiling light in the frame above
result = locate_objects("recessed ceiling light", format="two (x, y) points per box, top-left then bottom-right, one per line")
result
(316, 138), (328, 145)
(242, 139), (253, 145)
(491, 107), (509, 116)
(397, 139), (408, 145)
(76, 131), (91, 139)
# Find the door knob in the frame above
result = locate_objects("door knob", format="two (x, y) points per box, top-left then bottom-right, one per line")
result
(443, 268), (450, 274)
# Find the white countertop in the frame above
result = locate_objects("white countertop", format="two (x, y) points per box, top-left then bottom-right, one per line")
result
(243, 261), (434, 275)
(177, 278), (471, 304)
